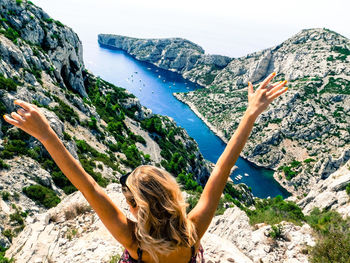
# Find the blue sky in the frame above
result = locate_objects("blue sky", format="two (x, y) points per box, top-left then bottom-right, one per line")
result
(32, 0), (349, 57)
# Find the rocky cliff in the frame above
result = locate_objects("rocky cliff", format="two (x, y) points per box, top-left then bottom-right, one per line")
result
(0, 0), (215, 256)
(99, 29), (350, 197)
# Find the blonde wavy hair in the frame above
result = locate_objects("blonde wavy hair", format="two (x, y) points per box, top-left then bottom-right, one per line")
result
(125, 165), (198, 262)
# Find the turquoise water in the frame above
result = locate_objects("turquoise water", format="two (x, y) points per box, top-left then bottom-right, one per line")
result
(84, 44), (290, 199)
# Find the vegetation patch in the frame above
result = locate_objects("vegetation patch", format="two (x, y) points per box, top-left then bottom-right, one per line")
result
(244, 195), (305, 226)
(0, 246), (14, 263)
(320, 77), (350, 95)
(306, 208), (350, 263)
(22, 184), (61, 208)
(269, 224), (283, 240)
(278, 160), (302, 180)
(0, 74), (17, 92)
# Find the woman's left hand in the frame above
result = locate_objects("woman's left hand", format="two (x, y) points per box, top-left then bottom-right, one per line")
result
(246, 72), (288, 118)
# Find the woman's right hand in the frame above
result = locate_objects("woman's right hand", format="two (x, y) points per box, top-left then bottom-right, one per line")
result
(3, 99), (54, 143)
(246, 72), (288, 118)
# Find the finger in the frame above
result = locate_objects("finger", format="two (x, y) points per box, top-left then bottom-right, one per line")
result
(14, 99), (33, 112)
(266, 80), (287, 96)
(17, 108), (28, 117)
(248, 81), (254, 95)
(269, 87), (288, 100)
(11, 112), (25, 122)
(3, 114), (21, 126)
(258, 72), (276, 90)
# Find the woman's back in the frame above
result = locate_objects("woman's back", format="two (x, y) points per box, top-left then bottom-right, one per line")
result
(121, 239), (204, 263)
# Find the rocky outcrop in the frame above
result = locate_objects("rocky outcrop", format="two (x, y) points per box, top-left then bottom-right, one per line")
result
(5, 184), (315, 263)
(0, 0), (86, 97)
(98, 34), (232, 85)
(207, 207), (315, 263)
(297, 160), (350, 217)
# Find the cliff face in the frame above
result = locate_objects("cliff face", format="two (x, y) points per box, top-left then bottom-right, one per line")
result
(98, 34), (232, 82)
(99, 29), (350, 196)
(0, 0), (86, 97)
(0, 0), (213, 254)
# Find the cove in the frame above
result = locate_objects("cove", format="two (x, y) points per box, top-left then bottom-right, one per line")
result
(84, 42), (290, 199)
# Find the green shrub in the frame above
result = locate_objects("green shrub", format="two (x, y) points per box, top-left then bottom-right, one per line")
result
(331, 46), (350, 56)
(0, 74), (17, 91)
(269, 224), (283, 239)
(22, 184), (61, 208)
(304, 158), (316, 164)
(186, 192), (200, 213)
(16, 0), (22, 5)
(51, 97), (80, 125)
(306, 208), (350, 263)
(0, 139), (28, 159)
(51, 171), (77, 195)
(346, 184), (350, 196)
(177, 172), (202, 192)
(0, 159), (10, 170)
(9, 208), (27, 226)
(2, 229), (14, 242)
(3, 27), (19, 42)
(1, 191), (10, 201)
(63, 132), (72, 141)
(54, 20), (64, 27)
(245, 195), (305, 226)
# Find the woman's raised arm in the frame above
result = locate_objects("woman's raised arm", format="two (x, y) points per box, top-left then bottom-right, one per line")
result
(3, 100), (135, 249)
(188, 72), (288, 240)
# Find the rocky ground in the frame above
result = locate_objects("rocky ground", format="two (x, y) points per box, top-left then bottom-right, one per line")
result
(5, 184), (316, 263)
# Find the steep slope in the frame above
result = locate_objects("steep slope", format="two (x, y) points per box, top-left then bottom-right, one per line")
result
(99, 29), (350, 197)
(0, 0), (219, 253)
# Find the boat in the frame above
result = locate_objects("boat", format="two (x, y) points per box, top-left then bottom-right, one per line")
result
(244, 173), (249, 177)
(158, 75), (161, 78)
(147, 67), (151, 70)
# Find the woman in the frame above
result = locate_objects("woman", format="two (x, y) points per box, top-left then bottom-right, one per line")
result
(3, 72), (287, 263)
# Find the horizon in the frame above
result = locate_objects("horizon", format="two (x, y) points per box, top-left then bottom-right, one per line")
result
(32, 0), (350, 58)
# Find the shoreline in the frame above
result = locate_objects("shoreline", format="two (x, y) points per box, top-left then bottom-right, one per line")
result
(173, 93), (294, 197)
(173, 93), (229, 144)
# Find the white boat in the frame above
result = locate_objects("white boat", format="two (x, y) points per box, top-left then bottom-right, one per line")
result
(244, 173), (249, 177)
(158, 75), (161, 78)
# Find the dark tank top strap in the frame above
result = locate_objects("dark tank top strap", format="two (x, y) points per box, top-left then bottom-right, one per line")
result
(137, 247), (143, 263)
(191, 245), (195, 257)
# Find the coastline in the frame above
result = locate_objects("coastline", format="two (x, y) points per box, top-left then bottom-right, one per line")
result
(173, 92), (294, 197)
(173, 93), (229, 144)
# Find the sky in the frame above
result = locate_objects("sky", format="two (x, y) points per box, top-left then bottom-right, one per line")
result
(32, 0), (350, 57)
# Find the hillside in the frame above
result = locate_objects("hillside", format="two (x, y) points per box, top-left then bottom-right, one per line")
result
(99, 29), (350, 197)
